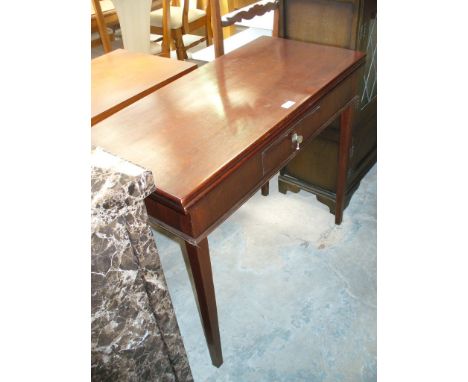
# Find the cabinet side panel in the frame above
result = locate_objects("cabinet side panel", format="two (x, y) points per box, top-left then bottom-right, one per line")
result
(284, 0), (358, 48)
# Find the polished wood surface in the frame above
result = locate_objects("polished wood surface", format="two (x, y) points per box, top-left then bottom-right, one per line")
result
(92, 37), (365, 208)
(92, 37), (365, 366)
(91, 49), (197, 126)
(185, 239), (223, 367)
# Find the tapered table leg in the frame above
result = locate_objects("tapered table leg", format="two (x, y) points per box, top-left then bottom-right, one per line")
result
(261, 182), (269, 196)
(185, 238), (223, 367)
(335, 104), (354, 225)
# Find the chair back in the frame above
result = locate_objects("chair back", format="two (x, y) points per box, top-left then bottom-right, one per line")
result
(209, 0), (280, 58)
(176, 0), (210, 32)
(112, 0), (153, 53)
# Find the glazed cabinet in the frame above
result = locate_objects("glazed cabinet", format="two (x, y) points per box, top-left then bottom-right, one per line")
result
(277, 0), (377, 214)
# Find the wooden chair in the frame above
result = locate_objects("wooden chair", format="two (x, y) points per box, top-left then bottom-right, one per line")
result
(91, 0), (172, 57)
(91, 1), (119, 36)
(91, 0), (115, 53)
(209, 0), (279, 57)
(150, 0), (213, 60)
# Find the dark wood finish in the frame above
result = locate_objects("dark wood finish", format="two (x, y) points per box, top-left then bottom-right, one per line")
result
(92, 37), (365, 365)
(221, 0), (278, 27)
(91, 49), (197, 126)
(335, 103), (354, 224)
(210, 0), (280, 193)
(277, 0), (377, 214)
(92, 38), (364, 213)
(279, 0), (361, 48)
(185, 239), (223, 367)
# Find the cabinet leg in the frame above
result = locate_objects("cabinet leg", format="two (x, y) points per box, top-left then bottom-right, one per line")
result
(335, 104), (354, 225)
(261, 182), (269, 196)
(185, 238), (223, 367)
(278, 179), (288, 194)
(278, 178), (301, 195)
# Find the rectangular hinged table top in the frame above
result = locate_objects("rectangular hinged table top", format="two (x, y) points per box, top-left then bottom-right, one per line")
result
(92, 37), (365, 211)
(91, 49), (197, 125)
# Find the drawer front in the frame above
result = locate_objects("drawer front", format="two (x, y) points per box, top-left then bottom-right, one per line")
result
(262, 129), (297, 176)
(262, 75), (355, 176)
(295, 74), (355, 143)
(189, 152), (264, 238)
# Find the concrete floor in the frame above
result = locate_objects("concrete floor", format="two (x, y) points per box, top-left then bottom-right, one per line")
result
(153, 166), (377, 382)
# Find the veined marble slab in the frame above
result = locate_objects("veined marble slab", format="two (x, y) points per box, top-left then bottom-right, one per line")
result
(91, 147), (193, 381)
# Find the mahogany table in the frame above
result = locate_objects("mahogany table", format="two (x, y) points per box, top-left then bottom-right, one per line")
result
(92, 36), (365, 367)
(91, 49), (197, 126)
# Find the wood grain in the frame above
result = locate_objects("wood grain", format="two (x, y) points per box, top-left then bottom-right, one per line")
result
(93, 37), (365, 367)
(278, 0), (377, 215)
(91, 49), (197, 125)
(92, 37), (365, 210)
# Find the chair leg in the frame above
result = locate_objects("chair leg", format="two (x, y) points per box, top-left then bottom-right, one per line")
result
(91, 0), (112, 53)
(159, 29), (171, 58)
(205, 20), (213, 46)
(174, 29), (187, 60)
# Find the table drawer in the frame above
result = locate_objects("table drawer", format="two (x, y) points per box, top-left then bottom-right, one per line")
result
(262, 130), (297, 176)
(189, 153), (264, 238)
(295, 74), (355, 143)
(262, 75), (355, 176)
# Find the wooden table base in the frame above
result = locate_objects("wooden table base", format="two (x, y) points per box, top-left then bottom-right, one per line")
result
(335, 102), (355, 225)
(185, 239), (223, 367)
(92, 37), (366, 367)
(181, 99), (352, 365)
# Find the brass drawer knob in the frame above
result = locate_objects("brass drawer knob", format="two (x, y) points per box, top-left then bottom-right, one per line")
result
(291, 132), (303, 150)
